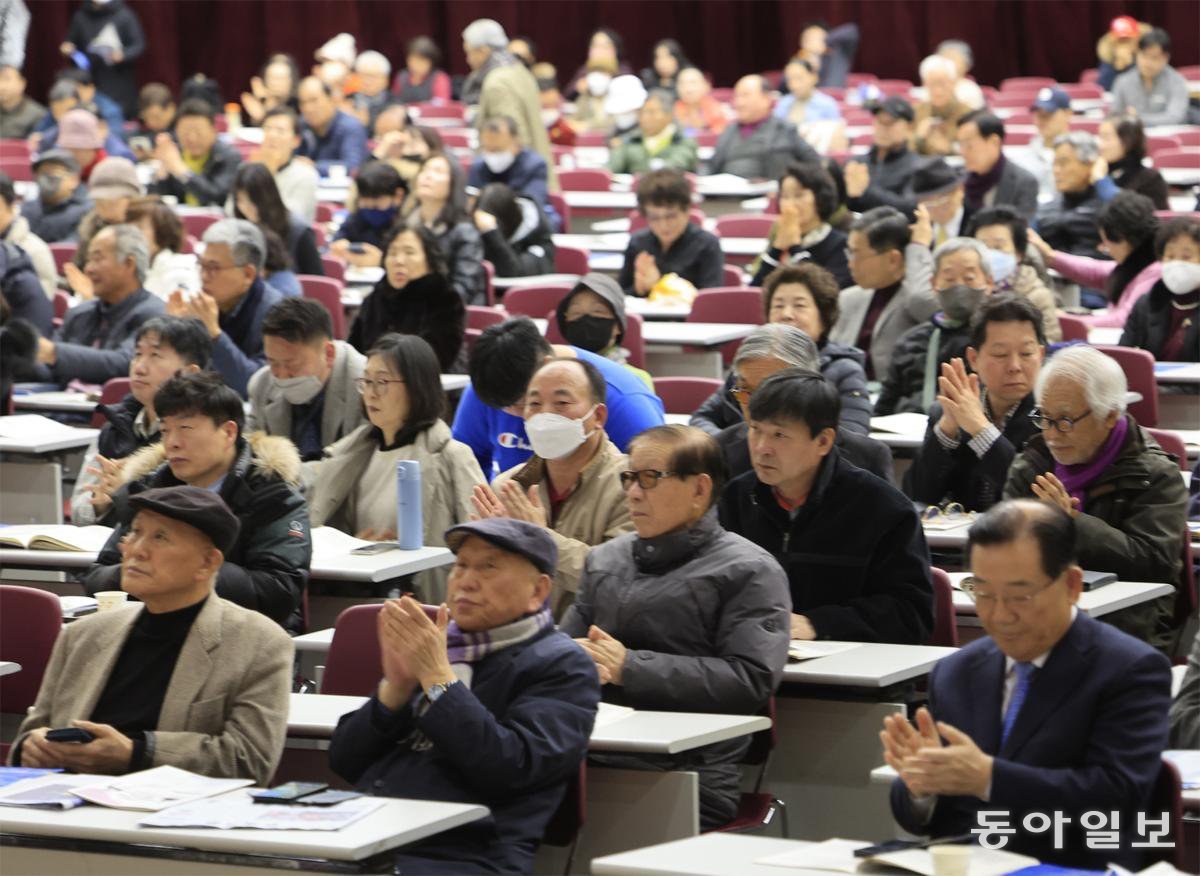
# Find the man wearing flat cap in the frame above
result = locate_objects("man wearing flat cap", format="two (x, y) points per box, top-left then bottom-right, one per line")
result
(10, 486), (293, 786)
(329, 517), (599, 875)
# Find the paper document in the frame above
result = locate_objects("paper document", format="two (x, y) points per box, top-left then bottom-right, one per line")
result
(311, 526), (380, 556)
(0, 767), (64, 790)
(60, 595), (99, 617)
(140, 791), (385, 830)
(1164, 750), (1200, 789)
(74, 765), (252, 811)
(344, 266), (384, 285)
(869, 413), (930, 435)
(593, 702), (635, 727)
(0, 524), (113, 552)
(756, 838), (1038, 875)
(0, 773), (104, 809)
(0, 414), (91, 440)
(787, 641), (862, 662)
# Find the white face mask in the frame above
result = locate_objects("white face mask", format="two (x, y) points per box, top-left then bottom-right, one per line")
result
(985, 248), (1017, 285)
(613, 111), (638, 130)
(586, 72), (612, 96)
(482, 151), (515, 174)
(525, 406), (597, 460)
(1161, 260), (1200, 296)
(276, 374), (324, 405)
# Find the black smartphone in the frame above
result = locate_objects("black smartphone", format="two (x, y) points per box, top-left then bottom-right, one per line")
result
(248, 782), (328, 804)
(296, 790), (364, 806)
(46, 727), (95, 744)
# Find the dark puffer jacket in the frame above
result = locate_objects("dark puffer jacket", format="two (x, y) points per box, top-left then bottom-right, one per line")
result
(1119, 280), (1200, 362)
(348, 272), (466, 373)
(874, 316), (972, 416)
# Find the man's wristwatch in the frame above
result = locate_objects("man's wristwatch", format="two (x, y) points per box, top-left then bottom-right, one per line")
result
(425, 679), (460, 703)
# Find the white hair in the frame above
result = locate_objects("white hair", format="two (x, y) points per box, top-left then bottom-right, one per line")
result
(1053, 132), (1100, 163)
(203, 219), (266, 272)
(463, 19), (508, 50)
(733, 323), (819, 373)
(107, 223), (150, 282)
(355, 50), (391, 77)
(1035, 346), (1128, 418)
(919, 54), (958, 82)
(937, 39), (973, 70)
(933, 237), (993, 281)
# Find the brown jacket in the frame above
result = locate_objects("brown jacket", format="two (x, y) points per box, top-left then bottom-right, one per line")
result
(12, 596), (293, 785)
(914, 98), (970, 156)
(494, 438), (633, 617)
(1010, 263), (1063, 344)
(478, 62), (558, 191)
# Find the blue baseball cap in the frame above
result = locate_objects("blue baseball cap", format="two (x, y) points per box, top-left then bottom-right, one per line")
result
(1030, 87), (1070, 113)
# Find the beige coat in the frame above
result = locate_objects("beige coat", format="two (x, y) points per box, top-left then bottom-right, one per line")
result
(477, 62), (558, 191)
(1010, 263), (1063, 344)
(12, 596), (293, 785)
(6, 213), (56, 298)
(494, 438), (633, 618)
(308, 420), (485, 602)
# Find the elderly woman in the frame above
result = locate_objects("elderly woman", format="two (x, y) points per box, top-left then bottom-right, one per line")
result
(126, 198), (200, 298)
(1121, 218), (1200, 362)
(674, 67), (728, 138)
(967, 205), (1062, 342)
(560, 425), (790, 830)
(1035, 132), (1106, 262)
(1003, 345), (1187, 644)
(913, 54), (969, 156)
(750, 162), (851, 289)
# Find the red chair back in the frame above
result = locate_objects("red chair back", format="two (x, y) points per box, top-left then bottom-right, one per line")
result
(315, 203), (338, 223)
(502, 284), (573, 319)
(466, 304), (508, 331)
(687, 288), (764, 366)
(90, 377), (133, 427)
(49, 242), (77, 275)
(53, 290), (71, 320)
(1146, 136), (1182, 157)
(1173, 129), (1200, 148)
(299, 275), (347, 339)
(179, 212), (222, 240)
(1152, 148), (1200, 169)
(0, 585), (63, 714)
(874, 79), (914, 97)
(0, 154), (32, 181)
(714, 214), (775, 239)
(557, 168), (612, 191)
(928, 567), (960, 647)
(1000, 76), (1056, 92)
(1056, 314), (1089, 342)
(546, 310), (645, 369)
(554, 245), (590, 275)
(412, 103), (465, 121)
(1095, 344), (1158, 427)
(482, 259), (496, 306)
(321, 604), (383, 695)
(722, 265), (744, 287)
(1059, 82), (1104, 101)
(320, 255), (346, 281)
(439, 131), (473, 150)
(652, 377), (722, 415)
(547, 192), (571, 231)
(1146, 428), (1189, 471)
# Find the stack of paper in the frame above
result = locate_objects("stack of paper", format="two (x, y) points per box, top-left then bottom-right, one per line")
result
(787, 642), (862, 662)
(0, 773), (104, 810)
(73, 766), (252, 812)
(756, 838), (1038, 875)
(139, 791), (384, 831)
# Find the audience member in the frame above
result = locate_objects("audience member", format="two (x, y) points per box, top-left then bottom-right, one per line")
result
(348, 51), (396, 133)
(583, 73), (646, 140)
(0, 64), (44, 137)
(254, 106), (318, 223)
(329, 160), (404, 267)
(967, 206), (1062, 342)
(884, 499), (1171, 869)
(347, 225), (466, 372)
(618, 168), (723, 296)
(795, 20), (859, 89)
(751, 162), (851, 288)
(312, 32), (357, 97)
(1096, 116), (1169, 210)
(1035, 132), (1105, 261)
(452, 318), (664, 477)
(1096, 15), (1147, 91)
(60, 0), (144, 116)
(775, 59), (841, 128)
(721, 368), (933, 643)
(403, 153), (485, 305)
(126, 198), (199, 298)
(911, 159), (969, 249)
(149, 99), (242, 207)
(474, 182), (555, 277)
(554, 273), (651, 385)
(1111, 27), (1190, 127)
(0, 173), (55, 297)
(957, 111), (1039, 223)
(23, 149), (92, 243)
(877, 238), (994, 416)
(936, 39), (986, 109)
(329, 518), (598, 875)
(475, 357), (633, 615)
(508, 35), (536, 68)
(83, 372), (311, 631)
(31, 79), (79, 140)
(130, 82), (175, 155)
(1017, 87), (1072, 200)
(843, 97), (922, 214)
(908, 296), (1045, 512)
(240, 52), (300, 128)
(296, 76), (368, 174)
(166, 219), (281, 397)
(829, 205), (936, 379)
(561, 424), (790, 829)
(55, 65), (125, 134)
(1003, 345), (1187, 645)
(564, 27), (632, 100)
(468, 115), (557, 228)
(673, 67), (728, 138)
(392, 36), (451, 102)
(913, 55), (969, 156)
(52, 107), (113, 181)
(709, 75), (818, 180)
(639, 38), (690, 96)
(1120, 217), (1200, 362)
(608, 88), (698, 173)
(232, 162), (322, 281)
(68, 156), (142, 288)
(72, 316), (211, 525)
(1171, 631), (1200, 748)
(0, 238), (51, 335)
(14, 486), (293, 785)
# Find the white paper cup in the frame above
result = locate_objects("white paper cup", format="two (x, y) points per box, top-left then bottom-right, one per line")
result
(95, 591), (129, 612)
(327, 164), (348, 181)
(930, 844), (972, 876)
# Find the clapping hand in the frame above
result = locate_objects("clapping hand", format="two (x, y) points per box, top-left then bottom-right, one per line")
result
(633, 251), (661, 296)
(86, 454), (124, 515)
(575, 625), (627, 685)
(936, 358), (988, 438)
(1032, 472), (1080, 517)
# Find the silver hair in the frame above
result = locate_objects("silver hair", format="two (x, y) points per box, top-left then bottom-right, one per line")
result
(49, 80), (78, 103)
(1035, 345), (1128, 418)
(105, 224), (150, 283)
(202, 218), (265, 272)
(937, 39), (973, 69)
(933, 237), (993, 281)
(355, 50), (391, 78)
(462, 19), (508, 50)
(1053, 132), (1100, 163)
(733, 323), (820, 373)
(919, 54), (957, 82)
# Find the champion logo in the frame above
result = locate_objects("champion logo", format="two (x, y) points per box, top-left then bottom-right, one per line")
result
(497, 432), (533, 450)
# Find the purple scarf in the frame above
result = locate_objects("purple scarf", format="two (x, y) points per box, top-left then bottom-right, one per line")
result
(1053, 416), (1129, 508)
(964, 154), (1007, 211)
(445, 607), (553, 667)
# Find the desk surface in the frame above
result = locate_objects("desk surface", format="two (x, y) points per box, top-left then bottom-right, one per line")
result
(1155, 362), (1200, 384)
(782, 643), (956, 688)
(0, 661), (20, 677)
(948, 572), (1175, 619)
(0, 787), (487, 863)
(12, 393), (98, 415)
(593, 833), (817, 876)
(0, 416), (99, 453)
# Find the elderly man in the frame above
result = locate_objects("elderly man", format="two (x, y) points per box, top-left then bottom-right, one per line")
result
(21, 148), (92, 243)
(844, 97), (924, 215)
(913, 55), (969, 157)
(909, 159), (968, 248)
(935, 40), (985, 110)
(247, 297), (365, 470)
(1003, 345), (1186, 645)
(474, 357), (632, 618)
(956, 111), (1039, 223)
(148, 99), (241, 207)
(255, 106), (319, 223)
(829, 205), (936, 379)
(876, 238), (995, 416)
(1112, 27), (1190, 128)
(722, 368), (933, 643)
(884, 500), (1171, 868)
(467, 115), (556, 226)
(908, 296), (1045, 512)
(12, 486), (294, 785)
(462, 19), (556, 186)
(608, 88), (698, 174)
(709, 75), (818, 180)
(167, 219), (282, 397)
(329, 518), (599, 875)
(296, 76), (368, 175)
(1035, 133), (1105, 261)
(0, 64), (45, 138)
(348, 50), (397, 134)
(1013, 87), (1072, 200)
(83, 371), (312, 632)
(0, 173), (55, 297)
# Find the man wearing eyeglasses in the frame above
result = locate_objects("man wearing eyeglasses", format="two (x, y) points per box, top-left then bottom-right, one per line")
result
(883, 499), (1171, 869)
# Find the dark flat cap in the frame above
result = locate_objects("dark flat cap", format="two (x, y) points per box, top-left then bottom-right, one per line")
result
(444, 518), (557, 575)
(129, 486), (241, 554)
(911, 158), (965, 198)
(32, 148), (81, 175)
(868, 96), (914, 123)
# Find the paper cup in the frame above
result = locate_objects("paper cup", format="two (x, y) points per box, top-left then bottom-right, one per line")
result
(95, 591), (128, 612)
(930, 845), (972, 876)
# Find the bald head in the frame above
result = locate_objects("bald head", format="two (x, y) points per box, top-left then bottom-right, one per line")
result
(733, 75), (772, 124)
(297, 76), (336, 130)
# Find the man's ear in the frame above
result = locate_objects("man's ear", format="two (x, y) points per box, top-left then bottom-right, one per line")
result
(966, 346), (979, 372)
(530, 572), (552, 612)
(323, 340), (336, 369)
(591, 403), (608, 430)
(815, 427), (837, 457)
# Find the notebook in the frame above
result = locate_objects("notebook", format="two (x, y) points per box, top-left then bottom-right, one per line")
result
(0, 525), (113, 552)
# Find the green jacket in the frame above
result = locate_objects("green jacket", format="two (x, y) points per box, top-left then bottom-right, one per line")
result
(608, 128), (698, 174)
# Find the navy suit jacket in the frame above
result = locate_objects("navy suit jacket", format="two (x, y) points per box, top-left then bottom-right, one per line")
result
(891, 612), (1170, 869)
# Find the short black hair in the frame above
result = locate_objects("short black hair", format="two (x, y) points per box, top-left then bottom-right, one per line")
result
(175, 97), (215, 124)
(968, 294), (1046, 349)
(407, 35), (441, 67)
(366, 333), (446, 431)
(531, 356), (607, 405)
(354, 160), (402, 198)
(748, 367), (840, 437)
(379, 223), (448, 276)
(477, 183), (523, 239)
(154, 371), (245, 435)
(800, 19), (830, 34)
(851, 206), (911, 253)
(469, 318), (553, 408)
(967, 500), (1077, 579)
(967, 205), (1029, 258)
(629, 424), (727, 507)
(56, 66), (93, 87)
(1154, 217), (1200, 259)
(0, 173), (14, 207)
(762, 263), (840, 340)
(591, 27), (625, 61)
(1106, 116), (1147, 162)
(636, 168), (691, 213)
(262, 105), (300, 133)
(1097, 190), (1157, 246)
(262, 297), (333, 344)
(958, 109), (1005, 142)
(781, 162), (837, 222)
(134, 316), (213, 368)
(1138, 27), (1171, 53)
(138, 82), (174, 111)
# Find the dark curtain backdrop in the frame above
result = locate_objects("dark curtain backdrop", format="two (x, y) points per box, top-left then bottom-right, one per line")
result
(24, 1), (1200, 106)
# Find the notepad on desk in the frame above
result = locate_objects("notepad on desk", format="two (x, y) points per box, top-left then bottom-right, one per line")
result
(788, 641), (862, 662)
(73, 765), (252, 812)
(869, 412), (930, 435)
(0, 524), (113, 552)
(0, 414), (90, 440)
(756, 838), (1037, 875)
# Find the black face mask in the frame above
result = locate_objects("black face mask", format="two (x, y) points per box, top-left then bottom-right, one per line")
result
(561, 315), (617, 353)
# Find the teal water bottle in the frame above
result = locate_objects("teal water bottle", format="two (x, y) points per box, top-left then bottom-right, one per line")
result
(396, 460), (423, 550)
